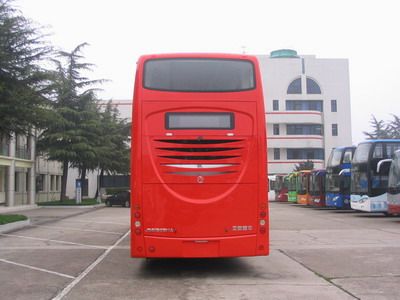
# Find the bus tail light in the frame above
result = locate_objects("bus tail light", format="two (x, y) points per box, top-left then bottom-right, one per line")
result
(259, 219), (266, 234)
(134, 220), (142, 235)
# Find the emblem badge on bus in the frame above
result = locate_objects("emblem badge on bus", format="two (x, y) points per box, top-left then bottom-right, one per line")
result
(197, 176), (204, 184)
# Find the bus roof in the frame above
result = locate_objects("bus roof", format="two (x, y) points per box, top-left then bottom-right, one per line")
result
(138, 53), (258, 62)
(333, 146), (356, 150)
(358, 139), (400, 144)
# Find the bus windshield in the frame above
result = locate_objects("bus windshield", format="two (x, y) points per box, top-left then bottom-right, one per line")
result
(388, 153), (400, 192)
(353, 143), (372, 163)
(298, 174), (309, 195)
(144, 58), (255, 92)
(327, 149), (342, 167)
(310, 175), (320, 195)
(326, 173), (339, 192)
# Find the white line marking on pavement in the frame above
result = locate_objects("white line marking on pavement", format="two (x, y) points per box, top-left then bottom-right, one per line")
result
(0, 233), (107, 249)
(59, 220), (127, 226)
(30, 224), (123, 235)
(0, 258), (75, 279)
(51, 230), (130, 300)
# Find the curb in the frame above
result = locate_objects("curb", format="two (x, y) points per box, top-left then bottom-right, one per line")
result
(0, 219), (31, 233)
(0, 205), (38, 214)
(39, 204), (105, 209)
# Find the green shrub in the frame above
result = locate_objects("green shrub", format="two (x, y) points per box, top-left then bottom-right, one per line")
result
(0, 214), (28, 225)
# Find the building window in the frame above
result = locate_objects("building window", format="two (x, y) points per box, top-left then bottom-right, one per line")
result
(57, 176), (62, 191)
(36, 174), (45, 192)
(286, 100), (323, 112)
(287, 78), (302, 94)
(332, 124), (338, 136)
(273, 100), (279, 111)
(50, 175), (55, 191)
(0, 167), (5, 192)
(15, 172), (20, 192)
(287, 148), (324, 160)
(274, 148), (280, 160)
(331, 100), (337, 112)
(306, 77), (321, 94)
(287, 124), (323, 135)
(273, 124), (280, 135)
(26, 172), (29, 192)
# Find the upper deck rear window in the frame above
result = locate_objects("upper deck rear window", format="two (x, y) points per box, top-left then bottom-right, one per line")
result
(143, 58), (255, 92)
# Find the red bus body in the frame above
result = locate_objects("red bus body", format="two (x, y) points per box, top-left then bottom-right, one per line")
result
(131, 53), (268, 258)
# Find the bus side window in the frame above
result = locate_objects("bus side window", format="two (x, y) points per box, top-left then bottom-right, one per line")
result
(343, 150), (353, 163)
(373, 144), (383, 159)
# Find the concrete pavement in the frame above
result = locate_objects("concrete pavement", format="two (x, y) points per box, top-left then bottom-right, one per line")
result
(0, 202), (399, 299)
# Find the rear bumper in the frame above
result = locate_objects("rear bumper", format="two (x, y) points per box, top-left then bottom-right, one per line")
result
(132, 234), (268, 258)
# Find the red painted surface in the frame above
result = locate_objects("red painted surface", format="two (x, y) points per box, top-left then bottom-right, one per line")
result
(131, 53), (268, 258)
(277, 187), (288, 202)
(388, 204), (400, 214)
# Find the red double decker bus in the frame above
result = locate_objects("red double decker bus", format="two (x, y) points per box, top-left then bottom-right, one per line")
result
(131, 53), (268, 258)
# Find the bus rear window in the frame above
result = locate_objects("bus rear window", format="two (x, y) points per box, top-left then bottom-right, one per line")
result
(144, 58), (255, 92)
(166, 112), (234, 130)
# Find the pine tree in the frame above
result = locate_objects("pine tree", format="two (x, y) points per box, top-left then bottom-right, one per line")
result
(0, 0), (52, 137)
(363, 115), (392, 139)
(38, 43), (105, 201)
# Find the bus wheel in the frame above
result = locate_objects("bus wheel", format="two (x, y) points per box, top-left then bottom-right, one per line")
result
(124, 200), (130, 208)
(383, 212), (392, 217)
(105, 200), (111, 207)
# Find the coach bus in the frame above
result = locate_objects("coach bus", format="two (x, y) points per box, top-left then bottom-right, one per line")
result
(388, 150), (400, 215)
(287, 172), (299, 203)
(325, 146), (355, 209)
(296, 170), (311, 205)
(350, 140), (400, 214)
(131, 54), (268, 258)
(310, 169), (326, 207)
(274, 174), (288, 202)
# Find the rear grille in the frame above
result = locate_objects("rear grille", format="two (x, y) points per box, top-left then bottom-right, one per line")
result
(155, 139), (241, 144)
(159, 155), (239, 160)
(154, 138), (246, 178)
(157, 147), (241, 152)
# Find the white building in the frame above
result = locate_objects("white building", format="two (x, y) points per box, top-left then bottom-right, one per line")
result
(0, 134), (36, 206)
(257, 49), (352, 174)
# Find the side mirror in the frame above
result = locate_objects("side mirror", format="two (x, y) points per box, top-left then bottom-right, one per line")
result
(376, 159), (392, 173)
(338, 168), (350, 176)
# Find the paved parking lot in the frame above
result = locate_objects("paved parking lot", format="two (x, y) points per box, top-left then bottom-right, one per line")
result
(0, 203), (399, 299)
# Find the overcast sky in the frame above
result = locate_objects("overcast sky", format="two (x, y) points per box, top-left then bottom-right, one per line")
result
(16, 0), (400, 144)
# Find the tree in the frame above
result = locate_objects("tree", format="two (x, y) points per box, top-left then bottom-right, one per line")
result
(293, 160), (314, 171)
(387, 114), (400, 139)
(0, 0), (52, 137)
(95, 102), (130, 198)
(38, 43), (105, 201)
(363, 115), (392, 139)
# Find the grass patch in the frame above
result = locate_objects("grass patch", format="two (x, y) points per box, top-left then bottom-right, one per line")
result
(0, 214), (28, 225)
(38, 198), (101, 206)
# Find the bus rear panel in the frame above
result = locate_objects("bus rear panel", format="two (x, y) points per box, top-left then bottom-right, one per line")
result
(131, 54), (268, 258)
